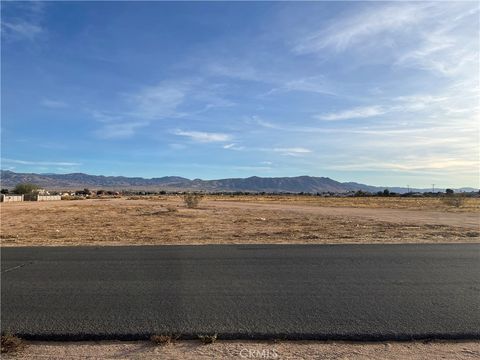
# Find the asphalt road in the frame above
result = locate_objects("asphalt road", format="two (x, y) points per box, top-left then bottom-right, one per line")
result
(2, 244), (479, 341)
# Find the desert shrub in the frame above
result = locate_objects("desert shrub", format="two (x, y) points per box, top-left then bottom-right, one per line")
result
(441, 194), (466, 208)
(126, 196), (142, 200)
(151, 334), (180, 346)
(13, 183), (39, 195)
(166, 205), (178, 213)
(1, 333), (23, 353)
(61, 195), (85, 201)
(182, 193), (203, 208)
(198, 333), (217, 344)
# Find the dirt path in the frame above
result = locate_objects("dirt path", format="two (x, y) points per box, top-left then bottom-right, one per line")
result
(210, 200), (480, 229)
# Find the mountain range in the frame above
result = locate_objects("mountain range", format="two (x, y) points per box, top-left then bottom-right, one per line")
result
(0, 170), (476, 194)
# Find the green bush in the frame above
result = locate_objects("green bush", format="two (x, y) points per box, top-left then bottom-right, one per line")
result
(13, 183), (39, 195)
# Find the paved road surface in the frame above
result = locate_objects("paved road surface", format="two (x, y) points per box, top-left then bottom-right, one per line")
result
(2, 244), (479, 340)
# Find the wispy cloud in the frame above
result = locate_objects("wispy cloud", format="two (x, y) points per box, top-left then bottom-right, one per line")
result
(272, 147), (312, 157)
(94, 122), (148, 139)
(327, 158), (478, 173)
(273, 147), (311, 153)
(292, 2), (478, 78)
(1, 2), (46, 41)
(223, 143), (245, 150)
(173, 130), (232, 143)
(263, 76), (336, 97)
(92, 79), (234, 139)
(293, 4), (426, 54)
(128, 82), (188, 120)
(315, 85), (476, 123)
(2, 21), (43, 41)
(2, 158), (80, 166)
(316, 106), (385, 121)
(41, 99), (68, 109)
(395, 23), (478, 77)
(208, 62), (260, 82)
(246, 116), (285, 130)
(207, 58), (338, 98)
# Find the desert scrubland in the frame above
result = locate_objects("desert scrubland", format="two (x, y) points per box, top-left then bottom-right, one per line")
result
(1, 196), (478, 247)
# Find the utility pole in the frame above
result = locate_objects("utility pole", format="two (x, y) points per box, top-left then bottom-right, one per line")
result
(407, 185), (410, 193)
(432, 184), (435, 193)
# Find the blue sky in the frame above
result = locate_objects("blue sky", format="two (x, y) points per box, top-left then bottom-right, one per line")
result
(1, 1), (479, 187)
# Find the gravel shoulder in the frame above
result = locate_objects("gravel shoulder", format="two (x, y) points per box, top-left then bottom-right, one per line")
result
(4, 340), (479, 360)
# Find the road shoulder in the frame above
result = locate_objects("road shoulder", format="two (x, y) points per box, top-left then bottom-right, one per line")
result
(4, 340), (479, 360)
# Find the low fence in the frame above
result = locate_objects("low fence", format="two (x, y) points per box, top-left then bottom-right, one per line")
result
(36, 195), (62, 201)
(0, 194), (24, 202)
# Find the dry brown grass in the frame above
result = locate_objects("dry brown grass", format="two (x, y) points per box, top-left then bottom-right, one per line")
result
(1, 334), (24, 354)
(198, 334), (217, 345)
(182, 193), (204, 208)
(207, 195), (480, 212)
(0, 196), (478, 247)
(151, 334), (181, 346)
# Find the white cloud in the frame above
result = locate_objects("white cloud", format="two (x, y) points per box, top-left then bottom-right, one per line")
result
(273, 147), (311, 153)
(173, 130), (232, 143)
(314, 90), (471, 122)
(2, 158), (80, 166)
(293, 4), (426, 54)
(292, 2), (479, 78)
(91, 81), (188, 140)
(223, 143), (245, 150)
(316, 106), (385, 121)
(271, 147), (312, 156)
(395, 26), (478, 77)
(327, 158), (479, 173)
(207, 59), (337, 98)
(91, 79), (235, 139)
(129, 82), (188, 119)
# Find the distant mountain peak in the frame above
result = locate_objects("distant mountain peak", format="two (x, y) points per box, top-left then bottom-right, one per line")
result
(0, 170), (475, 193)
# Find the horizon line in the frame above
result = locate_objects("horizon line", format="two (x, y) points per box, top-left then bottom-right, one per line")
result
(1, 169), (477, 190)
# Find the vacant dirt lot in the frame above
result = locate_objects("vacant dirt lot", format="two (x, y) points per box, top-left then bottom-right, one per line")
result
(209, 195), (480, 212)
(4, 340), (479, 360)
(1, 196), (478, 246)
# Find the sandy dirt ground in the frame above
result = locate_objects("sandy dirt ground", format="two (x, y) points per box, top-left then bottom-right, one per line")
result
(3, 340), (479, 359)
(1, 196), (478, 246)
(208, 195), (480, 212)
